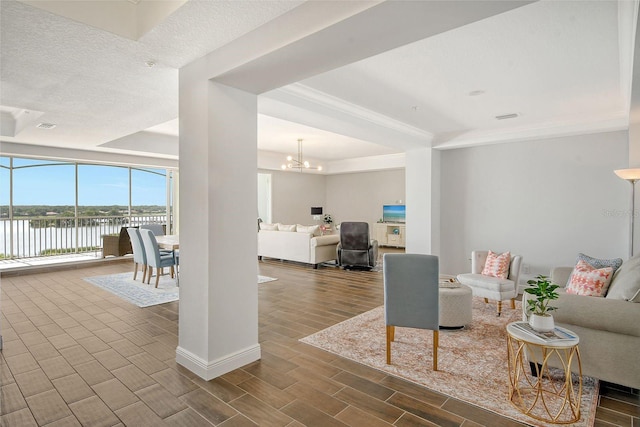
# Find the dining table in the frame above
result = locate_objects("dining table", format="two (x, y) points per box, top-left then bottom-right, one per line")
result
(156, 234), (179, 251)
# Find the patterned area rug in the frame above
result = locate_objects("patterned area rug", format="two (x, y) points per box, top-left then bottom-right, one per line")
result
(84, 272), (179, 307)
(300, 297), (598, 427)
(85, 273), (278, 307)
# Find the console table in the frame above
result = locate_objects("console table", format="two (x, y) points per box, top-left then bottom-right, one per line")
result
(374, 222), (406, 248)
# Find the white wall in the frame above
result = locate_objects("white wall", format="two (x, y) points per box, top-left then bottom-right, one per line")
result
(325, 169), (405, 228)
(439, 131), (629, 280)
(261, 169), (326, 225)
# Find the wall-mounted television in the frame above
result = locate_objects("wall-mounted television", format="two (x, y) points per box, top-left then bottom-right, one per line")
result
(383, 205), (406, 223)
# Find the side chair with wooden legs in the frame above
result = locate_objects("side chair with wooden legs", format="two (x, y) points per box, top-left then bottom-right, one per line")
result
(383, 253), (440, 371)
(139, 228), (177, 288)
(127, 228), (147, 283)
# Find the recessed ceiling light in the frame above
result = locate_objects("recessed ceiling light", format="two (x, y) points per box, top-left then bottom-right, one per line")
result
(36, 122), (56, 129)
(495, 113), (520, 120)
(468, 90), (485, 96)
(145, 60), (156, 68)
(411, 106), (419, 111)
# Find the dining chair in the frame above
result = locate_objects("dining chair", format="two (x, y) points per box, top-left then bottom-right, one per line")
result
(383, 253), (440, 370)
(140, 224), (165, 236)
(126, 228), (147, 282)
(139, 228), (178, 288)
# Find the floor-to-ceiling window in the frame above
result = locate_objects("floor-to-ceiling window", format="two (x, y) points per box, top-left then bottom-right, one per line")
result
(0, 155), (173, 259)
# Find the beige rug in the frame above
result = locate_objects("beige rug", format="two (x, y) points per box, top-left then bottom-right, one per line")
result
(300, 298), (597, 427)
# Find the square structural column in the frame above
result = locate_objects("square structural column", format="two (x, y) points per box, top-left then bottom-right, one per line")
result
(177, 71), (260, 380)
(405, 147), (440, 255)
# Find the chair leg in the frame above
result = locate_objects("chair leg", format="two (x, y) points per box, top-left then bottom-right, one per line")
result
(510, 298), (516, 309)
(142, 265), (147, 283)
(155, 272), (160, 288)
(133, 262), (138, 281)
(433, 330), (439, 371)
(497, 300), (502, 316)
(147, 267), (153, 284)
(386, 325), (394, 365)
(484, 298), (489, 304)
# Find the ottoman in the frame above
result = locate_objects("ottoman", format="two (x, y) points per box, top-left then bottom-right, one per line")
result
(439, 284), (473, 329)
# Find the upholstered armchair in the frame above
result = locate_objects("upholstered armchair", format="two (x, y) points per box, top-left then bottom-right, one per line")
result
(337, 222), (379, 269)
(457, 250), (523, 316)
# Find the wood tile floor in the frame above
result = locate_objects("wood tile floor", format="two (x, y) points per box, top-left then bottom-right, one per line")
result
(1, 258), (638, 426)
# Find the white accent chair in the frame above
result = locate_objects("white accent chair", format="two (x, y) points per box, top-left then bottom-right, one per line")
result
(457, 251), (523, 316)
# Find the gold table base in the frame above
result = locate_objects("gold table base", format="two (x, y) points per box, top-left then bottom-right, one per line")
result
(507, 334), (582, 424)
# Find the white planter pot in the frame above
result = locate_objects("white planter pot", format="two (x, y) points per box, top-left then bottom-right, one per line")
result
(529, 314), (554, 332)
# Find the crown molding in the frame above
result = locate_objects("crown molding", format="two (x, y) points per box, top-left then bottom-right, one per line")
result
(433, 112), (628, 150)
(276, 83), (434, 143)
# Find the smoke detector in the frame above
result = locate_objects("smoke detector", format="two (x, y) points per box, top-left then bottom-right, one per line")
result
(36, 122), (56, 129)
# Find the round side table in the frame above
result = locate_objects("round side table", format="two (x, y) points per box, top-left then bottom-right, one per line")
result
(506, 322), (582, 424)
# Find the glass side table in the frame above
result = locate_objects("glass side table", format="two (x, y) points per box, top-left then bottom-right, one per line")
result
(506, 322), (582, 424)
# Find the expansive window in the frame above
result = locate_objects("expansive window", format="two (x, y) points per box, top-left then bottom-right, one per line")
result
(0, 155), (173, 259)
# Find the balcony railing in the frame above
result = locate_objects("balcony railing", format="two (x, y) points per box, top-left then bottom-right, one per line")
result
(0, 214), (168, 259)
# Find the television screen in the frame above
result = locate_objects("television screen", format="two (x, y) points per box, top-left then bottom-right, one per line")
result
(383, 205), (405, 223)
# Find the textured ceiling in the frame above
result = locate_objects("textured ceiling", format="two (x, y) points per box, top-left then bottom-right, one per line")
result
(0, 0), (635, 166)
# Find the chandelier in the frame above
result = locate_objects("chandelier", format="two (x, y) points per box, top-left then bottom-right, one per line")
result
(281, 138), (322, 171)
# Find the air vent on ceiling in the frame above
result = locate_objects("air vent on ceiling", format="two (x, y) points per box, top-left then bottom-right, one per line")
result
(495, 113), (519, 120)
(36, 122), (56, 129)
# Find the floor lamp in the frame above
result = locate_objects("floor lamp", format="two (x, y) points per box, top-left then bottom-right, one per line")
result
(614, 168), (640, 258)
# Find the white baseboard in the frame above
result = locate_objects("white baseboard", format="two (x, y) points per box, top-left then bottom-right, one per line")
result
(176, 344), (261, 381)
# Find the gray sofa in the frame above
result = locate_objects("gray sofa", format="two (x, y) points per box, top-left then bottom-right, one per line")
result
(523, 261), (640, 389)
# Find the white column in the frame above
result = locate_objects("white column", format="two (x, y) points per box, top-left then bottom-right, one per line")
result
(177, 70), (260, 379)
(405, 147), (440, 255)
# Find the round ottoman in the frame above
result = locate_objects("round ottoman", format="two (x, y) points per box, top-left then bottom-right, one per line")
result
(439, 284), (473, 329)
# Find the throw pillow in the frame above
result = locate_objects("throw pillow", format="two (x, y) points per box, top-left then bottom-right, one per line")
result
(259, 223), (278, 231)
(566, 260), (613, 297)
(296, 224), (320, 236)
(277, 223), (296, 232)
(481, 251), (511, 279)
(571, 253), (622, 278)
(606, 254), (640, 302)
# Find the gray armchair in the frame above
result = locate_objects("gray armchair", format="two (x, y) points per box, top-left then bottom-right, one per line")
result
(384, 253), (440, 370)
(337, 222), (379, 269)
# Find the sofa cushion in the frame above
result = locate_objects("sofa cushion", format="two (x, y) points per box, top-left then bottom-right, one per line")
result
(567, 253), (623, 286)
(551, 289), (640, 337)
(277, 223), (296, 232)
(259, 223), (278, 231)
(481, 251), (510, 279)
(455, 273), (515, 292)
(607, 254), (640, 302)
(296, 224), (321, 236)
(565, 260), (613, 297)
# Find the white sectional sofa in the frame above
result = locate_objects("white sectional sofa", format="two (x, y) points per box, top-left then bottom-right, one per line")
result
(258, 224), (340, 268)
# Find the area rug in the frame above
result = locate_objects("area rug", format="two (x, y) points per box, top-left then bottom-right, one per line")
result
(84, 272), (180, 307)
(300, 298), (598, 427)
(85, 274), (278, 307)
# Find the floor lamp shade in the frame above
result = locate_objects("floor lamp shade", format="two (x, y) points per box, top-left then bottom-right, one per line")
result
(615, 169), (640, 259)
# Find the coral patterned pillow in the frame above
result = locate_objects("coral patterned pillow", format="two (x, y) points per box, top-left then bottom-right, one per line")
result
(566, 260), (613, 297)
(481, 251), (511, 279)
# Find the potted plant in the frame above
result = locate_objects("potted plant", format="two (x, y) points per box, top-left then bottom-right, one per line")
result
(524, 275), (560, 332)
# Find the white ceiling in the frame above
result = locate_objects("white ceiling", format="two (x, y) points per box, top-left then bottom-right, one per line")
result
(0, 0), (636, 169)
